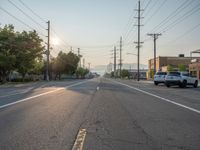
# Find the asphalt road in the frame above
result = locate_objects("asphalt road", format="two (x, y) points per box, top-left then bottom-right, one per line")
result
(0, 78), (200, 150)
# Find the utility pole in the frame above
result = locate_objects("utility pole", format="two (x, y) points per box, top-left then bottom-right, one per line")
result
(46, 20), (50, 81)
(88, 63), (91, 70)
(119, 36), (122, 78)
(70, 46), (73, 52)
(83, 58), (85, 68)
(114, 46), (116, 78)
(147, 33), (162, 74)
(134, 0), (143, 81)
(78, 48), (81, 67)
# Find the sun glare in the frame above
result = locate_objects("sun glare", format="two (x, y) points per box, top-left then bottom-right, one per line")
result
(52, 37), (60, 45)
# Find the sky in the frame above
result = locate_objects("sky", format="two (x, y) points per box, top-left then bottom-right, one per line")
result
(0, 0), (200, 70)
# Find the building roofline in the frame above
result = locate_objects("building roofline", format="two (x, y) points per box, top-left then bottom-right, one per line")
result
(148, 56), (200, 60)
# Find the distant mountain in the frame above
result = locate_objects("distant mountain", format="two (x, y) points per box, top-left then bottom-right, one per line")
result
(91, 63), (147, 75)
(122, 63), (147, 70)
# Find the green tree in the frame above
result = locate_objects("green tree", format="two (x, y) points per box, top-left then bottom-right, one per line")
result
(178, 64), (186, 71)
(121, 69), (129, 78)
(30, 60), (44, 75)
(14, 30), (44, 81)
(76, 67), (89, 78)
(149, 69), (154, 79)
(51, 51), (80, 80)
(65, 51), (80, 75)
(167, 65), (174, 72)
(0, 25), (16, 83)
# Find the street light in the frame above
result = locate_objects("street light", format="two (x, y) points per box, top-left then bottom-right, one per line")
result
(126, 52), (138, 56)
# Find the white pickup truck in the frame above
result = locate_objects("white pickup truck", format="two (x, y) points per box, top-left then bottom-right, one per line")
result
(165, 71), (198, 88)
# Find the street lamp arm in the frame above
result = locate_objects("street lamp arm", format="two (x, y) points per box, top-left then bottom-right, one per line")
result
(126, 52), (138, 56)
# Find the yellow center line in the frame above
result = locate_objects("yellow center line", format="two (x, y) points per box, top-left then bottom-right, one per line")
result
(72, 129), (87, 150)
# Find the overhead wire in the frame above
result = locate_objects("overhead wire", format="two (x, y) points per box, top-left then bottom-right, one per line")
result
(7, 0), (46, 30)
(143, 0), (167, 25)
(141, 0), (153, 16)
(0, 6), (46, 37)
(18, 0), (46, 22)
(164, 23), (200, 46)
(149, 0), (190, 33)
(159, 1), (200, 33)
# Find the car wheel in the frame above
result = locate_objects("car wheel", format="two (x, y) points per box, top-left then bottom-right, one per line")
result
(154, 81), (158, 86)
(165, 83), (170, 88)
(181, 80), (187, 88)
(194, 80), (198, 88)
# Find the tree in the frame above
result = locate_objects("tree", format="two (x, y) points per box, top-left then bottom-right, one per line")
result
(0, 25), (16, 83)
(14, 30), (44, 81)
(30, 60), (44, 75)
(178, 64), (186, 71)
(65, 51), (79, 75)
(76, 67), (89, 78)
(51, 51), (80, 80)
(149, 69), (154, 79)
(121, 69), (129, 78)
(167, 65), (174, 72)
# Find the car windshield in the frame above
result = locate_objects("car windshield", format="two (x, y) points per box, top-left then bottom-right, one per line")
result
(168, 72), (181, 76)
(182, 73), (189, 76)
(156, 72), (167, 75)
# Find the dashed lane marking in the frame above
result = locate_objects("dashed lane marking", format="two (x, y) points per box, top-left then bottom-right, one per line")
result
(72, 129), (87, 150)
(96, 86), (100, 91)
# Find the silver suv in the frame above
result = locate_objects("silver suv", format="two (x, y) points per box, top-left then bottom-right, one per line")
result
(165, 71), (198, 88)
(154, 71), (167, 85)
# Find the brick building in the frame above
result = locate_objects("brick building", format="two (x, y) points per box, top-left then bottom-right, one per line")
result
(147, 55), (200, 79)
(189, 61), (200, 81)
(148, 55), (200, 72)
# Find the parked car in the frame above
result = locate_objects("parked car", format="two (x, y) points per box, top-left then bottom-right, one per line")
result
(154, 71), (167, 85)
(165, 71), (198, 88)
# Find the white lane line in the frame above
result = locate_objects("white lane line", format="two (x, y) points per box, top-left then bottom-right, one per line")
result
(72, 129), (87, 150)
(0, 90), (29, 98)
(0, 80), (90, 109)
(0, 80), (83, 98)
(96, 86), (100, 91)
(111, 80), (200, 115)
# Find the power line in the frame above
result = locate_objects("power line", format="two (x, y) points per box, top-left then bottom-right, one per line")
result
(144, 0), (167, 25)
(124, 0), (153, 50)
(141, 0), (153, 16)
(123, 3), (138, 42)
(159, 2), (200, 33)
(50, 26), (74, 51)
(165, 23), (200, 45)
(7, 0), (46, 30)
(18, 0), (46, 22)
(142, 0), (160, 18)
(150, 0), (190, 33)
(120, 2), (139, 44)
(0, 6), (46, 37)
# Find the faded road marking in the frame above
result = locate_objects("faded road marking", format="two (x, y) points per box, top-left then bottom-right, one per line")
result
(72, 129), (87, 150)
(0, 80), (90, 109)
(111, 79), (200, 115)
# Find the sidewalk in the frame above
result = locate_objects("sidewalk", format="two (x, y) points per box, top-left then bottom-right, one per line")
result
(0, 81), (43, 88)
